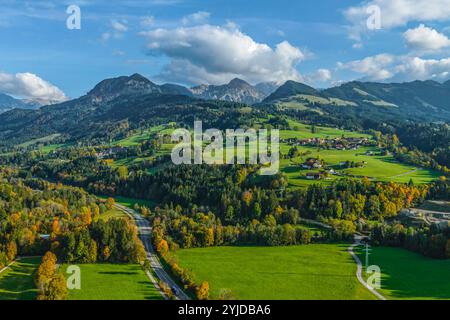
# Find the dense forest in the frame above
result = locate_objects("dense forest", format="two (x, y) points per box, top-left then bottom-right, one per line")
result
(0, 168), (145, 271)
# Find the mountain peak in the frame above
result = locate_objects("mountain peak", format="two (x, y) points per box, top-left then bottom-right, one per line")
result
(0, 93), (41, 114)
(263, 80), (319, 102)
(228, 78), (250, 87)
(87, 74), (161, 103)
(129, 73), (150, 83)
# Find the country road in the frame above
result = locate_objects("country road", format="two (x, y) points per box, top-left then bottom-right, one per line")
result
(115, 204), (190, 300)
(348, 238), (386, 301)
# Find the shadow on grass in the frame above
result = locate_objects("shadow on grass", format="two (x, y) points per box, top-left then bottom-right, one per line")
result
(356, 246), (450, 300)
(0, 258), (40, 300)
(98, 271), (139, 276)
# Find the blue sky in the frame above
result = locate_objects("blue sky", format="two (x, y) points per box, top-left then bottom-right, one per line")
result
(1, 0), (450, 101)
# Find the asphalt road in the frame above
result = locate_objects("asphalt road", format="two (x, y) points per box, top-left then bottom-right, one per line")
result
(115, 204), (190, 300)
(348, 236), (386, 301)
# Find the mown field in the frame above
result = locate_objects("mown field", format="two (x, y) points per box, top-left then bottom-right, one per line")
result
(280, 145), (439, 188)
(62, 264), (163, 300)
(357, 246), (450, 300)
(172, 244), (376, 300)
(0, 257), (41, 300)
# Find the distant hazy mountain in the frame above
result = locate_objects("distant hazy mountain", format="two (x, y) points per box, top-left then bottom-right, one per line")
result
(0, 93), (42, 114)
(255, 82), (280, 97)
(263, 79), (450, 122)
(190, 78), (269, 104)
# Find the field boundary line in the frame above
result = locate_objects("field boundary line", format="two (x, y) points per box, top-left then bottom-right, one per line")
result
(348, 243), (387, 301)
(144, 269), (168, 300)
(0, 260), (16, 275)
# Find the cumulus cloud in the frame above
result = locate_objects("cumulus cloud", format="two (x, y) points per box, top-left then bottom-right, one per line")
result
(403, 24), (450, 52)
(304, 69), (332, 85)
(344, 0), (450, 42)
(338, 54), (395, 81)
(140, 24), (305, 85)
(0, 72), (67, 102)
(182, 11), (210, 26)
(338, 54), (450, 82)
(393, 56), (450, 81)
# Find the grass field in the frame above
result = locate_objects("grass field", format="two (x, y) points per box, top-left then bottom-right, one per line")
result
(18, 134), (61, 148)
(113, 125), (175, 147)
(115, 196), (157, 209)
(0, 257), (41, 300)
(98, 208), (129, 221)
(357, 246), (450, 300)
(280, 145), (439, 188)
(281, 120), (371, 140)
(172, 244), (376, 300)
(62, 264), (163, 300)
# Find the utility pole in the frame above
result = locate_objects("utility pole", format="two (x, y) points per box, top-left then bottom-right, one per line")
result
(365, 242), (369, 269)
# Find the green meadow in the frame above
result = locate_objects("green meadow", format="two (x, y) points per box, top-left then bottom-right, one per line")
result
(280, 145), (439, 188)
(105, 119), (439, 189)
(62, 264), (163, 300)
(0, 257), (41, 300)
(172, 244), (376, 300)
(357, 246), (450, 300)
(98, 208), (129, 221)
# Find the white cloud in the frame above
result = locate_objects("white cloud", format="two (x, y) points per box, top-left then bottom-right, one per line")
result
(338, 54), (395, 81)
(111, 20), (128, 32)
(140, 16), (155, 28)
(141, 24), (305, 85)
(344, 0), (450, 42)
(403, 24), (450, 52)
(304, 69), (332, 85)
(101, 20), (129, 42)
(182, 11), (210, 26)
(0, 72), (67, 102)
(393, 56), (450, 81)
(338, 54), (450, 82)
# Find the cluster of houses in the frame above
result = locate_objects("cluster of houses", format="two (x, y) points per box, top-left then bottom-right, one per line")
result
(282, 137), (370, 151)
(301, 158), (339, 180)
(96, 146), (128, 159)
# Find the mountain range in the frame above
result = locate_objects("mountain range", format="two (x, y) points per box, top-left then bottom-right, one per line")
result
(0, 93), (42, 114)
(1, 73), (450, 146)
(263, 79), (450, 122)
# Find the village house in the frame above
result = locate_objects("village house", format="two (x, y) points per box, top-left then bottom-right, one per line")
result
(302, 158), (323, 169)
(96, 146), (128, 159)
(306, 172), (324, 180)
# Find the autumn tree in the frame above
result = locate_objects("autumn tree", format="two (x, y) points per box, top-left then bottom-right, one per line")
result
(38, 272), (68, 301)
(196, 281), (210, 300)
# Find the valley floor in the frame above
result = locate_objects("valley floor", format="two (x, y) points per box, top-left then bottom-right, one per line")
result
(171, 244), (377, 300)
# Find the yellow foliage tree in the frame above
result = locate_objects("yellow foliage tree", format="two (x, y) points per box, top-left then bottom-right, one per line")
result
(196, 281), (210, 300)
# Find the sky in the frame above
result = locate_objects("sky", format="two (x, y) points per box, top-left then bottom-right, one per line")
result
(1, 0), (450, 102)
